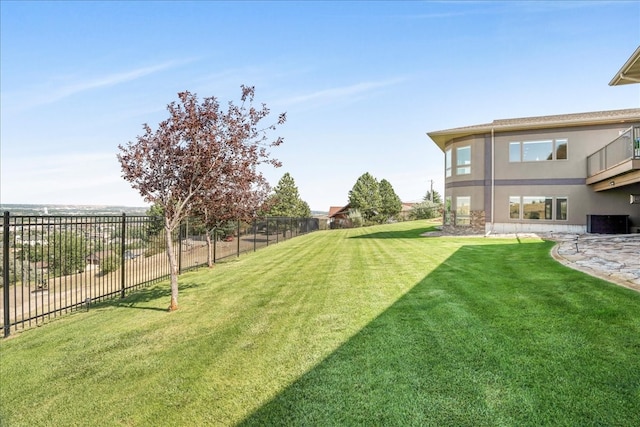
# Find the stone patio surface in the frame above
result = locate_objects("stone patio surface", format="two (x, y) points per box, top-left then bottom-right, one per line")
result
(547, 233), (640, 292)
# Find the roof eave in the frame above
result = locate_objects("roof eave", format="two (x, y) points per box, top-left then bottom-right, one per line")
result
(427, 111), (640, 150)
(609, 46), (640, 86)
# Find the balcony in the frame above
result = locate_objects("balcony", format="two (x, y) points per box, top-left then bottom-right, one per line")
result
(586, 126), (640, 191)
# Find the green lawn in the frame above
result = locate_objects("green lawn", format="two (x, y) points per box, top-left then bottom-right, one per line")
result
(1, 220), (639, 426)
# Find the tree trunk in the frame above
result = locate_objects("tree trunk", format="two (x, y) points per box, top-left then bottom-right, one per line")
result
(164, 225), (179, 311)
(205, 231), (214, 268)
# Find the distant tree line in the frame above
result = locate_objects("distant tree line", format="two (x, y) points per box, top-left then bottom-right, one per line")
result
(347, 172), (403, 226)
(343, 173), (443, 227)
(409, 190), (443, 220)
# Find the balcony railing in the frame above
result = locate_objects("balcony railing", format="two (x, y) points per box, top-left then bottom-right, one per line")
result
(587, 126), (640, 177)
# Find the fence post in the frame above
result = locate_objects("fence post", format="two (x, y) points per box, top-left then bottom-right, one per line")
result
(213, 226), (217, 264)
(3, 212), (10, 338)
(120, 213), (126, 299)
(253, 219), (257, 252)
(236, 220), (240, 257)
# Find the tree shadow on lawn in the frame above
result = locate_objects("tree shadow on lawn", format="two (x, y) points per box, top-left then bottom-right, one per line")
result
(98, 280), (207, 312)
(239, 240), (640, 426)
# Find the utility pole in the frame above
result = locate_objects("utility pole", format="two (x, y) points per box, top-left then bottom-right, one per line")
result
(430, 180), (434, 202)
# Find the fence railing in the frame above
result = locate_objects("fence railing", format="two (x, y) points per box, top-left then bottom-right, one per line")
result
(1, 213), (318, 337)
(587, 126), (640, 177)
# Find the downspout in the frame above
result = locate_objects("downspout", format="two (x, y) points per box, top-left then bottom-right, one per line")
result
(489, 128), (495, 235)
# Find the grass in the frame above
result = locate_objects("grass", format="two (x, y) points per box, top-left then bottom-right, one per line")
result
(1, 220), (639, 426)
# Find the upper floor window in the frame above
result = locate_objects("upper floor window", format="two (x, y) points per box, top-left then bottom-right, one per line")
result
(456, 146), (471, 175)
(445, 149), (452, 177)
(555, 139), (568, 160)
(509, 138), (568, 162)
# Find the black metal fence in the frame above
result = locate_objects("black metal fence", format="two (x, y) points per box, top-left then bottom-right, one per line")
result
(1, 213), (318, 337)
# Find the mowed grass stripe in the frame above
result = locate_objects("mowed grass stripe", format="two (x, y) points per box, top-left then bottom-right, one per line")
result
(1, 221), (639, 426)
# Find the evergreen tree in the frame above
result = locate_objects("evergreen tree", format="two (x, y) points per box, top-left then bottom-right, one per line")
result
(268, 173), (311, 217)
(410, 189), (443, 220)
(378, 179), (402, 222)
(424, 190), (443, 204)
(297, 199), (312, 218)
(410, 200), (440, 220)
(348, 172), (381, 223)
(348, 209), (364, 228)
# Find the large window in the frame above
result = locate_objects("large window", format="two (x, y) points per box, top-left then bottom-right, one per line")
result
(456, 196), (471, 226)
(556, 197), (568, 220)
(509, 196), (568, 221)
(445, 149), (452, 177)
(523, 197), (552, 220)
(509, 138), (568, 162)
(456, 146), (471, 175)
(509, 196), (521, 219)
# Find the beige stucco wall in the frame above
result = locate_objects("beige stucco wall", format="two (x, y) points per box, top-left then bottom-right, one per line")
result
(445, 135), (485, 184)
(443, 122), (640, 232)
(494, 124), (634, 180)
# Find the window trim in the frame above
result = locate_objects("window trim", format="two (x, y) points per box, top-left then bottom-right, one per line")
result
(509, 196), (520, 219)
(508, 196), (568, 221)
(555, 197), (568, 221)
(509, 138), (569, 163)
(456, 196), (471, 226)
(456, 146), (471, 175)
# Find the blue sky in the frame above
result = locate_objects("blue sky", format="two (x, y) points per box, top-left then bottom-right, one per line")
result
(1, 1), (639, 211)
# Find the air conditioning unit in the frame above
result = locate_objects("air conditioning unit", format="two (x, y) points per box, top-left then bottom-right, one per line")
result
(631, 194), (640, 204)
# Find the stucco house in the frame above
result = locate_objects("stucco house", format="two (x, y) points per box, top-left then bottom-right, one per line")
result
(427, 47), (640, 234)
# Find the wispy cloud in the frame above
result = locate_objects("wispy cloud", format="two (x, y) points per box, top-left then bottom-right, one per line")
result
(279, 78), (406, 107)
(405, 1), (612, 20)
(53, 62), (179, 98)
(7, 58), (196, 112)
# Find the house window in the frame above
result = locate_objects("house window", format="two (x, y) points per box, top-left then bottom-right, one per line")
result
(445, 149), (452, 178)
(555, 139), (568, 160)
(456, 196), (471, 226)
(510, 196), (567, 221)
(456, 146), (471, 175)
(509, 196), (521, 219)
(509, 142), (521, 162)
(444, 196), (452, 225)
(523, 141), (553, 161)
(509, 139), (568, 162)
(556, 197), (568, 220)
(522, 197), (552, 220)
